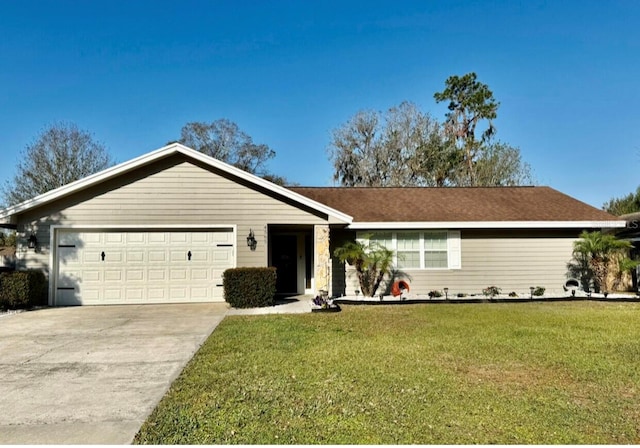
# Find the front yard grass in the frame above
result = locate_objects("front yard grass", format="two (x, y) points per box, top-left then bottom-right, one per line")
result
(134, 302), (640, 444)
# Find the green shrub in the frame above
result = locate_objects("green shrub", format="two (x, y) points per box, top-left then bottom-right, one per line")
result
(533, 286), (546, 297)
(0, 270), (47, 310)
(428, 290), (443, 298)
(223, 267), (277, 308)
(482, 285), (501, 298)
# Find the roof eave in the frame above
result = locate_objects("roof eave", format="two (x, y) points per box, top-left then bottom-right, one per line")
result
(348, 220), (627, 230)
(0, 143), (353, 225)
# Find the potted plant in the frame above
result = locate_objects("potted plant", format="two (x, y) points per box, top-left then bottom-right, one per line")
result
(311, 294), (341, 313)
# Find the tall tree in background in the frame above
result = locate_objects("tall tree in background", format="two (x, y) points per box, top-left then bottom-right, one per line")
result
(179, 119), (275, 176)
(328, 99), (533, 187)
(434, 72), (499, 186)
(473, 142), (534, 186)
(2, 123), (114, 206)
(603, 186), (640, 215)
(329, 102), (455, 187)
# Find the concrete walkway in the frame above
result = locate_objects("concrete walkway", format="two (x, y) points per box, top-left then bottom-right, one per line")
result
(227, 295), (313, 316)
(0, 303), (228, 444)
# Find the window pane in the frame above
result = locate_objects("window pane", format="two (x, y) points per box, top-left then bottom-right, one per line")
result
(424, 231), (447, 250)
(398, 251), (420, 269)
(424, 251), (448, 268)
(397, 232), (419, 250)
(370, 232), (393, 249)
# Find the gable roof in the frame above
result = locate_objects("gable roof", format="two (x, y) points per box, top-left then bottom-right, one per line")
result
(0, 143), (352, 224)
(290, 186), (625, 229)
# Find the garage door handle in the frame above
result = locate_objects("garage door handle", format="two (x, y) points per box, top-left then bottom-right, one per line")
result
(101, 251), (105, 261)
(187, 251), (192, 261)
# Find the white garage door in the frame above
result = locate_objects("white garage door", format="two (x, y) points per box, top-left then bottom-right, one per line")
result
(55, 229), (235, 305)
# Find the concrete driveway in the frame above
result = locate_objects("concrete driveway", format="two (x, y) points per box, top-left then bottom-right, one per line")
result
(0, 303), (228, 444)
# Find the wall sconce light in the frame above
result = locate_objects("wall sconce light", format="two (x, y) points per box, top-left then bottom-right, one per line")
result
(444, 287), (449, 300)
(27, 234), (38, 249)
(529, 286), (534, 299)
(246, 229), (257, 251)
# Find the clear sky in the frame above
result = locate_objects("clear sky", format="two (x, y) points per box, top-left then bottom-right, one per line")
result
(1, 0), (638, 210)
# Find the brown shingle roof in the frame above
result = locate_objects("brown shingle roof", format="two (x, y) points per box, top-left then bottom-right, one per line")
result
(290, 186), (619, 223)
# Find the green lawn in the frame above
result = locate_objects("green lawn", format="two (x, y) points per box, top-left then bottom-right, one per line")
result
(134, 302), (640, 444)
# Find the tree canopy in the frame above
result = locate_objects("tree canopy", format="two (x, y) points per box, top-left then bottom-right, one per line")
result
(328, 77), (534, 188)
(603, 186), (640, 216)
(434, 72), (499, 186)
(179, 119), (275, 176)
(2, 123), (115, 207)
(329, 102), (451, 187)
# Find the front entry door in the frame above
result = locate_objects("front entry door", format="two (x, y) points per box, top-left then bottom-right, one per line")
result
(271, 234), (298, 294)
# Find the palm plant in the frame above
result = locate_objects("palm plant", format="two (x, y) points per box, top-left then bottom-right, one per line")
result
(334, 240), (395, 297)
(572, 231), (635, 293)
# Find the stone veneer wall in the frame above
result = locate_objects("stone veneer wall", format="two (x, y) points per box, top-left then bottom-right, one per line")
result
(314, 225), (330, 295)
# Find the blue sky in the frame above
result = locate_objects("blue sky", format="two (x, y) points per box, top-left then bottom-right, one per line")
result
(1, 0), (638, 209)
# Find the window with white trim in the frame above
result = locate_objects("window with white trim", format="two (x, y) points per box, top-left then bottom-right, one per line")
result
(357, 230), (461, 270)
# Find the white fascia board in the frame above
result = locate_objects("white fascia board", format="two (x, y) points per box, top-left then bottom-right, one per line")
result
(348, 220), (628, 230)
(0, 143), (353, 224)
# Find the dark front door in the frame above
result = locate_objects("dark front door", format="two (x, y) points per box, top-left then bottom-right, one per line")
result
(271, 234), (298, 294)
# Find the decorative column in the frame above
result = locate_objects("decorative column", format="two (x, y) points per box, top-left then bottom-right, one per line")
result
(314, 224), (330, 296)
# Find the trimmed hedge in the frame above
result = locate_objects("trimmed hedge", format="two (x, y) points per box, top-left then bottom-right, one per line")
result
(223, 267), (277, 308)
(0, 270), (48, 310)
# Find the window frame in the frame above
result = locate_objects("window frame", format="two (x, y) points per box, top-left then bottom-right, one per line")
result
(356, 230), (461, 270)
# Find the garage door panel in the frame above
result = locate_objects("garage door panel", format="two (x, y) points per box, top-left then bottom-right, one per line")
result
(104, 270), (123, 281)
(170, 269), (188, 281)
(82, 233), (102, 244)
(148, 233), (167, 243)
(83, 270), (102, 282)
(125, 288), (144, 300)
(83, 250), (103, 263)
(126, 251), (145, 263)
(213, 231), (233, 244)
(103, 289), (123, 300)
(170, 251), (188, 262)
(126, 233), (146, 244)
(105, 233), (124, 244)
(148, 288), (167, 300)
(190, 287), (209, 300)
(190, 268), (209, 281)
(104, 252), (123, 263)
(148, 250), (167, 263)
(190, 250), (209, 262)
(170, 233), (188, 243)
(56, 229), (235, 305)
(57, 288), (81, 306)
(169, 287), (187, 299)
(83, 289), (102, 300)
(192, 233), (209, 243)
(126, 269), (145, 282)
(148, 268), (167, 281)
(58, 271), (81, 287)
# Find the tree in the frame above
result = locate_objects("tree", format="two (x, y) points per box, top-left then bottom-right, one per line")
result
(328, 100), (533, 187)
(179, 119), (275, 176)
(473, 142), (534, 186)
(329, 102), (456, 187)
(603, 186), (640, 215)
(434, 72), (499, 186)
(572, 231), (636, 293)
(2, 123), (114, 206)
(333, 240), (395, 297)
